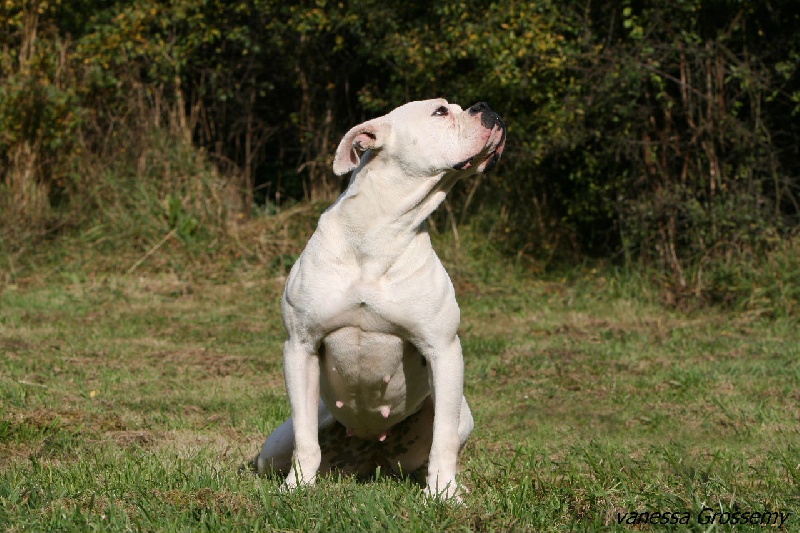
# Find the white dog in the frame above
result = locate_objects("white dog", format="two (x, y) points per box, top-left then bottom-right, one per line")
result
(253, 99), (506, 499)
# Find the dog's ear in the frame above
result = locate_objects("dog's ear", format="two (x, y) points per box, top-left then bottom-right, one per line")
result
(332, 118), (390, 176)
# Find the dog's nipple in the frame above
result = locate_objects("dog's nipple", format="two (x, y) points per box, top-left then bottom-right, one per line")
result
(378, 433), (387, 442)
(380, 406), (390, 418)
(335, 400), (344, 409)
(346, 427), (355, 437)
(383, 375), (391, 384)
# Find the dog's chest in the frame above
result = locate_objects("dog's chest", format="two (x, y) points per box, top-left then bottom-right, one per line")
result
(291, 256), (426, 336)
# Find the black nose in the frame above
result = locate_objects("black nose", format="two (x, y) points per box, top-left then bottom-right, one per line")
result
(468, 102), (490, 115)
(468, 102), (502, 130)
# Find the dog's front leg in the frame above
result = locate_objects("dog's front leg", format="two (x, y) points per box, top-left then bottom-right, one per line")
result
(282, 338), (321, 490)
(424, 336), (465, 500)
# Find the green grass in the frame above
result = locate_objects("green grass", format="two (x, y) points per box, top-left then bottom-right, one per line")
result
(1, 259), (798, 531)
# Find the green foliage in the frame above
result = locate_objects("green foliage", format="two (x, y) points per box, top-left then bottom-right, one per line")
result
(0, 1), (83, 227)
(1, 0), (799, 313)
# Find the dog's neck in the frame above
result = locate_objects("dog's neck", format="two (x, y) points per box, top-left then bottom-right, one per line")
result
(338, 155), (462, 229)
(320, 155), (465, 275)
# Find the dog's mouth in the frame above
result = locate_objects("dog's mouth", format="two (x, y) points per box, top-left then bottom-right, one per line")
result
(452, 123), (507, 173)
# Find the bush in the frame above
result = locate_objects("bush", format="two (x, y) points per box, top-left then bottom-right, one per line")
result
(0, 5), (82, 235)
(1, 0), (799, 315)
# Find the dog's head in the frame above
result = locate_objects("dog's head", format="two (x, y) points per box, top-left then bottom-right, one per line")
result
(333, 99), (506, 177)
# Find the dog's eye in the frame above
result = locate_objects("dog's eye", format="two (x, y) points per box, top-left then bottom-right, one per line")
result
(432, 106), (449, 117)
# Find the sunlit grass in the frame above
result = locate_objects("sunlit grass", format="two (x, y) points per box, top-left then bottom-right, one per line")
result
(1, 259), (798, 531)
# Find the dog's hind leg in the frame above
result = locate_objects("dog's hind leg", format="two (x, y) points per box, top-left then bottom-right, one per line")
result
(253, 401), (336, 476)
(253, 418), (293, 476)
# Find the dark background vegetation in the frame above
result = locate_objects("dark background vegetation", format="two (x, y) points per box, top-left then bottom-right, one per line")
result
(2, 0), (799, 314)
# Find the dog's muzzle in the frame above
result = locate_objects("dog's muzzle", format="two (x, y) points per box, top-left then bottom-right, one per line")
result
(453, 102), (507, 172)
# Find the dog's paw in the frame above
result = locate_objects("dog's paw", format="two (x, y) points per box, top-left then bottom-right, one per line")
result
(282, 468), (317, 493)
(424, 480), (465, 503)
(280, 479), (314, 493)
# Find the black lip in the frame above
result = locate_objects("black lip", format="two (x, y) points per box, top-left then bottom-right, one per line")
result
(483, 151), (501, 172)
(452, 138), (504, 172)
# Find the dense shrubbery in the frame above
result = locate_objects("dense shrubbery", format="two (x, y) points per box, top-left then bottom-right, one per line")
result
(1, 0), (798, 312)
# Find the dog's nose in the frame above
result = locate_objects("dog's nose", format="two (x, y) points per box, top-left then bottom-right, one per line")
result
(468, 102), (490, 115)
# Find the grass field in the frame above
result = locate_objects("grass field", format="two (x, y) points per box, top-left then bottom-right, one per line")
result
(1, 247), (798, 531)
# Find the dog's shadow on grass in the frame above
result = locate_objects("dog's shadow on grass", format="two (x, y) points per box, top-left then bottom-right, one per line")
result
(239, 456), (428, 492)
